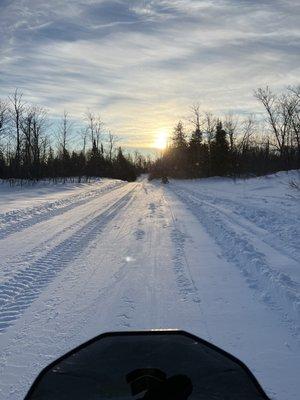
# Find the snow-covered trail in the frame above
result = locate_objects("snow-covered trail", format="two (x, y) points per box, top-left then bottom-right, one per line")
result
(0, 175), (299, 400)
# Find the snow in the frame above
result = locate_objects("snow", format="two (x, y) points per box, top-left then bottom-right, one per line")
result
(0, 171), (299, 400)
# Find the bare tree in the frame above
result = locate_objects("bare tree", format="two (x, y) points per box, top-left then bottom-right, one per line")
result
(133, 150), (147, 172)
(8, 89), (25, 166)
(79, 126), (89, 154)
(31, 106), (48, 171)
(58, 111), (72, 155)
(21, 105), (48, 178)
(85, 111), (103, 148)
(224, 115), (239, 151)
(0, 99), (8, 134)
(0, 99), (8, 149)
(190, 104), (202, 136)
(106, 131), (118, 162)
(21, 106), (34, 169)
(238, 115), (256, 153)
(203, 112), (217, 144)
(288, 85), (300, 100)
(254, 87), (297, 159)
(203, 112), (217, 176)
(287, 86), (300, 156)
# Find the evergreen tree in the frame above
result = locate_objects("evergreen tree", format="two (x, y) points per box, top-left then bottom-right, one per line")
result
(211, 121), (230, 176)
(172, 121), (187, 149)
(115, 147), (137, 182)
(61, 148), (71, 179)
(71, 151), (86, 178)
(189, 126), (205, 177)
(46, 147), (55, 180)
(86, 139), (103, 177)
(169, 121), (189, 177)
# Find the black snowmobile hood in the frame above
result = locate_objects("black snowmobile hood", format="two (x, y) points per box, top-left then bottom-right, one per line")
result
(24, 330), (270, 400)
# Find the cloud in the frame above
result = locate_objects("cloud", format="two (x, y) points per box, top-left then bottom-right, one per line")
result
(83, 1), (142, 24)
(0, 0), (299, 148)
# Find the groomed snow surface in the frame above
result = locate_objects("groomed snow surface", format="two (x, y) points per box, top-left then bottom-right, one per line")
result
(0, 171), (299, 400)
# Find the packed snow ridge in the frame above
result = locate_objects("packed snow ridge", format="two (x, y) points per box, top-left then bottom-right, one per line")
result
(0, 171), (299, 400)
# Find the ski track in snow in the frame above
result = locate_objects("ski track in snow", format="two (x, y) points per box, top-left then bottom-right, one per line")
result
(0, 173), (299, 400)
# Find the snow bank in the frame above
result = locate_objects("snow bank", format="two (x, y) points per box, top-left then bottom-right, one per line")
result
(171, 170), (300, 334)
(0, 179), (124, 237)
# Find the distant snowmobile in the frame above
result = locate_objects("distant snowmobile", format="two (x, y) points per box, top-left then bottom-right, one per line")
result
(161, 176), (169, 184)
(24, 330), (270, 399)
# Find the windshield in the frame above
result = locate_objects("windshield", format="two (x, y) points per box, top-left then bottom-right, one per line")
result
(25, 332), (268, 400)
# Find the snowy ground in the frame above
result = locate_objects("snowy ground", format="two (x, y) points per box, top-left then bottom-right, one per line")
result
(0, 172), (299, 400)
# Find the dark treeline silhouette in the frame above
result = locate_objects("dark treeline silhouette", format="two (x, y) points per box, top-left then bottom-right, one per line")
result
(1, 86), (299, 184)
(149, 86), (300, 179)
(0, 90), (150, 183)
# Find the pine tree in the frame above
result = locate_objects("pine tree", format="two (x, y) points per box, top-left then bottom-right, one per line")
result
(172, 121), (187, 149)
(60, 148), (71, 181)
(71, 151), (85, 177)
(86, 139), (103, 177)
(115, 147), (137, 181)
(211, 121), (230, 176)
(189, 126), (204, 177)
(46, 147), (55, 180)
(170, 121), (189, 177)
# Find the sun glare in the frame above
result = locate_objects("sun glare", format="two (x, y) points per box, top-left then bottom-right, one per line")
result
(154, 129), (168, 150)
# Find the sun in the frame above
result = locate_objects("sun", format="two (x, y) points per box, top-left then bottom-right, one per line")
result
(154, 129), (168, 150)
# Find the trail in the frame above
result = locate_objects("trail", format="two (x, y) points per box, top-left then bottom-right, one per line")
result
(0, 175), (299, 400)
(170, 185), (300, 333)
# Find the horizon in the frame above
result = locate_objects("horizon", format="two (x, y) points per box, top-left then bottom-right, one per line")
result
(0, 0), (299, 151)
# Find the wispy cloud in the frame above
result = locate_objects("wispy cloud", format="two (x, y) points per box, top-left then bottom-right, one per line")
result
(0, 0), (299, 148)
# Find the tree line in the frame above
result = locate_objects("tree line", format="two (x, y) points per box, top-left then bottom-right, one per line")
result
(149, 86), (300, 179)
(0, 90), (150, 182)
(1, 86), (299, 184)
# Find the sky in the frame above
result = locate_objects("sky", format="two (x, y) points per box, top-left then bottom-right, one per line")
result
(0, 0), (299, 151)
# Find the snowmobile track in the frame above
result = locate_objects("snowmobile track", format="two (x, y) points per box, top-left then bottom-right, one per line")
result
(173, 184), (300, 259)
(0, 175), (299, 400)
(171, 187), (300, 336)
(164, 194), (212, 340)
(0, 181), (124, 240)
(0, 188), (134, 333)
